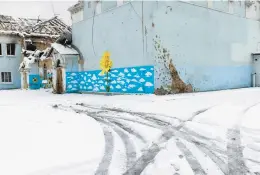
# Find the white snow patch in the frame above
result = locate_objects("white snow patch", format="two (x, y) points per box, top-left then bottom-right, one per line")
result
(0, 100), (104, 175)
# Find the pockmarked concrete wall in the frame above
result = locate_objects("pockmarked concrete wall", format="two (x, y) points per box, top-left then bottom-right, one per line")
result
(72, 1), (260, 92)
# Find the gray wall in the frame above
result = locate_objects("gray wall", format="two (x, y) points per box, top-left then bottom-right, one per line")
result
(72, 1), (260, 91)
(0, 35), (22, 89)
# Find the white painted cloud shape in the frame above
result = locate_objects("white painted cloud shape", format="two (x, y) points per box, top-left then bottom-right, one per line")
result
(145, 82), (153, 87)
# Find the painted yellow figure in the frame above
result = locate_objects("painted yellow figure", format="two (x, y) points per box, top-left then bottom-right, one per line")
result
(100, 51), (113, 75)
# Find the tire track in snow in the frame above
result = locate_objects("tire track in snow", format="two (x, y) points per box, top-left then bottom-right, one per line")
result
(176, 140), (206, 175)
(226, 103), (260, 175)
(97, 119), (137, 169)
(112, 111), (228, 174)
(109, 119), (147, 143)
(95, 127), (114, 175)
(88, 105), (222, 174)
(54, 106), (117, 175)
(112, 126), (137, 169)
(56, 104), (227, 174)
(123, 131), (172, 175)
(227, 128), (248, 175)
(90, 116), (138, 171)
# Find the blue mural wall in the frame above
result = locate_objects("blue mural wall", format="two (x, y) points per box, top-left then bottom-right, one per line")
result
(29, 75), (42, 90)
(66, 66), (154, 94)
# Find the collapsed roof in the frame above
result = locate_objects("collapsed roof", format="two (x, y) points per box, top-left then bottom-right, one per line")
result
(0, 15), (71, 38)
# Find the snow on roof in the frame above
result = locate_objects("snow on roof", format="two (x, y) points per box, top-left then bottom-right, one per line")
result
(51, 43), (79, 55)
(0, 15), (71, 38)
(68, 1), (84, 14)
(40, 47), (52, 61)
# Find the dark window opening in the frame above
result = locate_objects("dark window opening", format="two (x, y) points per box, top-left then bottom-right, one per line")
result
(7, 44), (15, 56)
(1, 72), (12, 83)
(0, 44), (2, 55)
(26, 42), (36, 51)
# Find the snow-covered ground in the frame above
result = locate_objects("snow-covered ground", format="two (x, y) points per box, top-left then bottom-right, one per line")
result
(1, 88), (260, 175)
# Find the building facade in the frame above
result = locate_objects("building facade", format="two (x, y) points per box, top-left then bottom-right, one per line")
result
(68, 0), (260, 93)
(0, 15), (70, 90)
(0, 35), (23, 89)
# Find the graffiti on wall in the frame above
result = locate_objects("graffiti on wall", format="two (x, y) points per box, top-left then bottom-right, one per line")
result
(66, 66), (154, 94)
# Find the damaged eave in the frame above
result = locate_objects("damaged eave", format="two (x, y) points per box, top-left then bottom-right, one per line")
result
(0, 30), (24, 37)
(68, 1), (84, 14)
(23, 32), (60, 39)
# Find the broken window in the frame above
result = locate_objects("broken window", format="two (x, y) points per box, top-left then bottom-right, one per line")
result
(7, 44), (15, 56)
(0, 44), (2, 55)
(1, 72), (12, 83)
(25, 41), (36, 51)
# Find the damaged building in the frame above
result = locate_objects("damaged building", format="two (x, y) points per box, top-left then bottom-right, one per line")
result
(0, 14), (70, 89)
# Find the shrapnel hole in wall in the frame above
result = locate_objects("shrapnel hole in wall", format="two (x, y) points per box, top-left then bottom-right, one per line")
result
(153, 35), (193, 95)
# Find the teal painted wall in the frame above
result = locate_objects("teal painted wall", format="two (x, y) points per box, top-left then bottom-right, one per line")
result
(0, 35), (22, 89)
(72, 1), (260, 92)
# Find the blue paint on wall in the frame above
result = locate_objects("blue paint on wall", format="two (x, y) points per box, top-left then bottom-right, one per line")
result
(29, 75), (41, 90)
(66, 65), (154, 94)
(176, 65), (252, 91)
(66, 72), (80, 93)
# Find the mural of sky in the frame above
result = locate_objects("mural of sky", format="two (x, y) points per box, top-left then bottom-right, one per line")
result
(66, 66), (155, 94)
